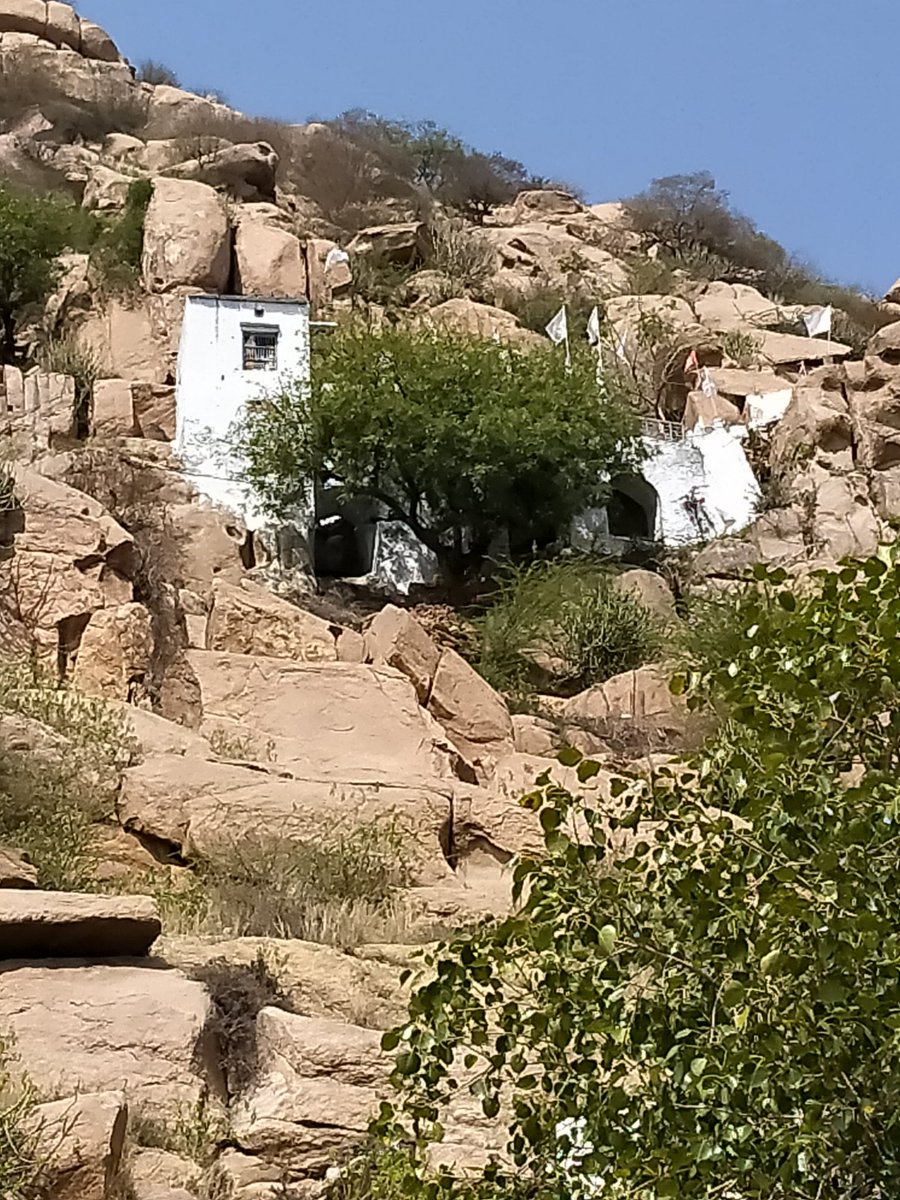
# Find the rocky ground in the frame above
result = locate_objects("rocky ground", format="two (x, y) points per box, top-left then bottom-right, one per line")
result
(4, 4), (900, 1198)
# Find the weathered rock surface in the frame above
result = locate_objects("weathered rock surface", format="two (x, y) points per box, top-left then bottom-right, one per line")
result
(235, 220), (307, 298)
(142, 178), (231, 294)
(420, 298), (544, 348)
(33, 1090), (128, 1200)
(72, 601), (154, 700)
(428, 648), (514, 774)
(564, 665), (691, 752)
(0, 963), (215, 1105)
(364, 603), (441, 703)
(205, 578), (341, 662)
(0, 890), (161, 958)
(615, 568), (678, 622)
(0, 845), (38, 888)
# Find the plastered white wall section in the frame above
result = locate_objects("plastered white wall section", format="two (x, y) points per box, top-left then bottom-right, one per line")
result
(573, 423), (761, 550)
(175, 296), (311, 530)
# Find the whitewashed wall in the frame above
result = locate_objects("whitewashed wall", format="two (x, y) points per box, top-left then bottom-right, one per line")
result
(574, 423), (761, 551)
(175, 296), (311, 530)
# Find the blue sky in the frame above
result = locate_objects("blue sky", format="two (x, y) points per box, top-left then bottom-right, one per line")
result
(82, 0), (896, 293)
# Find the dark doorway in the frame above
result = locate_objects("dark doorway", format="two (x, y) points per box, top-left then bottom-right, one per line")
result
(607, 475), (659, 540)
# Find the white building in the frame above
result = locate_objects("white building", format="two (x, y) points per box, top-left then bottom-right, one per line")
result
(175, 294), (312, 530)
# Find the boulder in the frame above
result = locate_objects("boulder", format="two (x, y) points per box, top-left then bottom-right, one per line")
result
(186, 650), (458, 781)
(91, 377), (136, 437)
(564, 665), (691, 753)
(234, 221), (307, 298)
(482, 223), (629, 295)
(693, 281), (784, 332)
(419, 298), (544, 348)
(364, 604), (441, 703)
(511, 713), (558, 756)
(868, 320), (900, 358)
(0, 845), (37, 888)
(771, 370), (854, 472)
(2, 368), (75, 448)
(513, 189), (584, 217)
(0, 1), (47, 38)
(347, 222), (430, 265)
(806, 471), (881, 560)
(428, 648), (514, 773)
(606, 293), (696, 332)
(72, 602), (154, 701)
(189, 141), (279, 202)
(157, 934), (410, 1029)
(232, 1009), (389, 1174)
(0, 890), (161, 958)
(165, 502), (249, 592)
(615, 568), (678, 622)
(118, 753), (454, 885)
(132, 382), (176, 440)
(142, 177), (231, 294)
(82, 164), (131, 211)
(33, 1090), (128, 1200)
(205, 578), (340, 661)
(128, 1149), (201, 1197)
(306, 237), (353, 311)
(757, 329), (851, 365)
(3, 467), (133, 640)
(79, 17), (121, 62)
(0, 963), (216, 1106)
(44, 1), (80, 49)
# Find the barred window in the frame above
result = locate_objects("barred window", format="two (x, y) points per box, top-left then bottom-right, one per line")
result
(242, 326), (279, 370)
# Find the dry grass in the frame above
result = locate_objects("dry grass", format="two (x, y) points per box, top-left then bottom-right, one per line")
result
(148, 826), (429, 949)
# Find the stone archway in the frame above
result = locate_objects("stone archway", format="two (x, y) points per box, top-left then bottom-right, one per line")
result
(607, 474), (659, 540)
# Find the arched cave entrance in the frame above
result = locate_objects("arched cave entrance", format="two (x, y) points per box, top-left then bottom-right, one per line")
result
(313, 487), (379, 579)
(607, 475), (659, 541)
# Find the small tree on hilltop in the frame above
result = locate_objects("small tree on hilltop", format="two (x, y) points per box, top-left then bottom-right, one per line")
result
(233, 326), (643, 583)
(0, 187), (69, 363)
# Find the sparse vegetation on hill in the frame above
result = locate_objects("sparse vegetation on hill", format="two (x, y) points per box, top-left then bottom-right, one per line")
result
(234, 327), (644, 583)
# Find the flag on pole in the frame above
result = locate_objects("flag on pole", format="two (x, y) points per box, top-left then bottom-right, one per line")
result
(803, 305), (833, 339)
(700, 367), (718, 399)
(613, 326), (630, 362)
(684, 348), (700, 377)
(545, 305), (571, 370)
(586, 306), (601, 347)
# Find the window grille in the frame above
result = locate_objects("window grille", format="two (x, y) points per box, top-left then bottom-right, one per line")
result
(242, 327), (279, 370)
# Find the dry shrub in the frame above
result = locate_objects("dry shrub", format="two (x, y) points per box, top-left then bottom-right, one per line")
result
(0, 1035), (56, 1200)
(153, 826), (426, 948)
(0, 58), (148, 140)
(427, 217), (494, 294)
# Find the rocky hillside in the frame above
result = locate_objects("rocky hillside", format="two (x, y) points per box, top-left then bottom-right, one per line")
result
(3, 4), (900, 1199)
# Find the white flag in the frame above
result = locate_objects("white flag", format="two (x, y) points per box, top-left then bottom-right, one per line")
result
(613, 326), (629, 361)
(545, 305), (569, 346)
(701, 367), (718, 399)
(803, 305), (832, 338)
(324, 246), (350, 272)
(586, 306), (601, 346)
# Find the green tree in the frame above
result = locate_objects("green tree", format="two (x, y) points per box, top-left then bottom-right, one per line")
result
(369, 548), (900, 1199)
(0, 187), (69, 362)
(234, 326), (643, 583)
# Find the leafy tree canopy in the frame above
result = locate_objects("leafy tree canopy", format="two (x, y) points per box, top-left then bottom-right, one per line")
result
(234, 326), (643, 582)
(367, 547), (900, 1199)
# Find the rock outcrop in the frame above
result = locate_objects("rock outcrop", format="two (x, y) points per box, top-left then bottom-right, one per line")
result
(0, 890), (161, 958)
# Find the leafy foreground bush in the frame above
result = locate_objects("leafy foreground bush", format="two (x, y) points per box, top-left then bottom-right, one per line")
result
(0, 658), (133, 889)
(154, 825), (424, 948)
(366, 548), (900, 1200)
(478, 559), (662, 701)
(234, 327), (643, 584)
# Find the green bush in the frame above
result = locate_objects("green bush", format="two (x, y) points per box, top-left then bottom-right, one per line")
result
(90, 177), (153, 290)
(373, 547), (900, 1199)
(477, 559), (663, 701)
(0, 658), (134, 889)
(0, 186), (71, 362)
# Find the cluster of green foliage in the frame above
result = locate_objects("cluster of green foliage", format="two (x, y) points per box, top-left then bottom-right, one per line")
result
(625, 172), (891, 348)
(477, 559), (663, 703)
(234, 326), (643, 583)
(153, 824), (418, 947)
(364, 546), (900, 1199)
(0, 187), (71, 362)
(89, 176), (154, 290)
(0, 657), (133, 889)
(0, 1037), (49, 1200)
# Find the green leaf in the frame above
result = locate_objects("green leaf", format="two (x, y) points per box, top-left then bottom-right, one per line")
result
(760, 949), (781, 977)
(381, 1029), (401, 1052)
(577, 758), (602, 782)
(557, 746), (583, 767)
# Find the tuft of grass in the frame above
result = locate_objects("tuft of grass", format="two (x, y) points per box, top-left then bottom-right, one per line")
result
(427, 217), (494, 295)
(0, 1035), (53, 1200)
(476, 559), (663, 702)
(129, 1090), (227, 1168)
(90, 178), (153, 292)
(38, 335), (102, 437)
(151, 825), (421, 948)
(0, 657), (135, 889)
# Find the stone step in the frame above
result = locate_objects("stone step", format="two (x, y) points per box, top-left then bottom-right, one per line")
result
(0, 891), (161, 959)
